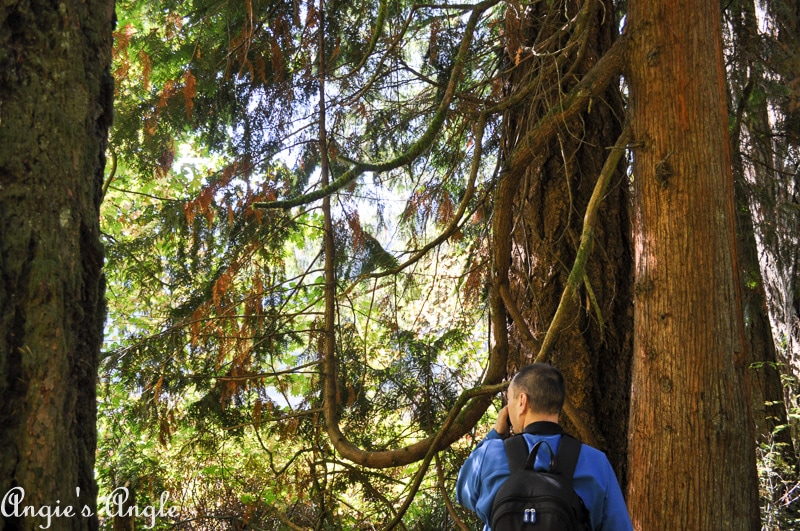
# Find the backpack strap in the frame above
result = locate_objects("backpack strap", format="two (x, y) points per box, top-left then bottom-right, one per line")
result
(503, 434), (530, 472)
(553, 435), (582, 482)
(503, 436), (556, 472)
(505, 431), (582, 480)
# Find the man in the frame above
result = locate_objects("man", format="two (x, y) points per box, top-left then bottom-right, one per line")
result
(456, 363), (633, 530)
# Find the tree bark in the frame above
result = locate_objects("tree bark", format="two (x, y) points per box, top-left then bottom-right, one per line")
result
(739, 0), (800, 451)
(502, 0), (633, 477)
(0, 0), (114, 528)
(625, 0), (761, 528)
(726, 0), (794, 455)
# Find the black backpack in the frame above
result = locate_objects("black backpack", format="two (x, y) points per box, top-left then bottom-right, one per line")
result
(490, 432), (591, 530)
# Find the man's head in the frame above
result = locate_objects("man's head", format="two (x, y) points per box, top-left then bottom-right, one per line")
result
(507, 363), (565, 433)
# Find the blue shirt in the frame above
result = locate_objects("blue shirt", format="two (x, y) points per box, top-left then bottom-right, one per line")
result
(456, 422), (633, 531)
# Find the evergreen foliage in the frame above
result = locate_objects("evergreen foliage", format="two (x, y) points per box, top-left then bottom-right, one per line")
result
(98, 0), (800, 528)
(102, 0), (499, 526)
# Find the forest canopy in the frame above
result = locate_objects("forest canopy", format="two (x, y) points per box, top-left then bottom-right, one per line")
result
(93, 0), (800, 528)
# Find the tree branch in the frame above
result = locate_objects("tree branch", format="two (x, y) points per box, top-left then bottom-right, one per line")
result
(378, 380), (508, 529)
(367, 113), (488, 279)
(254, 0), (501, 211)
(436, 453), (470, 531)
(336, 0), (387, 79)
(509, 34), (626, 172)
(535, 123), (630, 364)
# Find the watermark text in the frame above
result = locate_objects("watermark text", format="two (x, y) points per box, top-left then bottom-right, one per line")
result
(1, 486), (179, 529)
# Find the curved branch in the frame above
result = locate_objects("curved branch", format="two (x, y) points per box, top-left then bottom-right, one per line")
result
(322, 369), (507, 468)
(369, 113), (488, 278)
(311, 0), (501, 472)
(307, 2), (509, 470)
(337, 5), (418, 105)
(102, 149), (117, 199)
(535, 123), (630, 364)
(335, 115), (492, 304)
(254, 0), (501, 211)
(377, 380), (508, 529)
(509, 34), (626, 172)
(337, 0), (388, 79)
(484, 0), (597, 115)
(436, 453), (470, 531)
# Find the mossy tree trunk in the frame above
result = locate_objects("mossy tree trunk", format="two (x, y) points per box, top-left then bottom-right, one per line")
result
(501, 0), (633, 476)
(625, 0), (761, 528)
(0, 0), (114, 529)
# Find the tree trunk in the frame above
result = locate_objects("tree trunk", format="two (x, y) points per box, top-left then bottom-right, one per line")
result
(726, 0), (795, 455)
(502, 0), (633, 476)
(734, 151), (793, 449)
(625, 0), (761, 528)
(741, 0), (800, 451)
(0, 0), (113, 529)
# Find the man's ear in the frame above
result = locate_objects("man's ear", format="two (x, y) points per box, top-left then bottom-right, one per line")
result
(517, 391), (529, 413)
